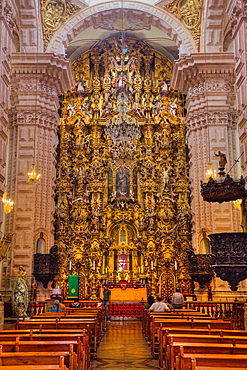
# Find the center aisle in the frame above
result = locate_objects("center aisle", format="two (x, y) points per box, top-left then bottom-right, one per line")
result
(91, 321), (159, 370)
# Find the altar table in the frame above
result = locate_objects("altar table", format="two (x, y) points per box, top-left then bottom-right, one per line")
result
(102, 283), (147, 302)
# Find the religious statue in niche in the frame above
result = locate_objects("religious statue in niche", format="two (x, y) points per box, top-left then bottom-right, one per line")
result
(116, 166), (130, 198)
(75, 79), (87, 98)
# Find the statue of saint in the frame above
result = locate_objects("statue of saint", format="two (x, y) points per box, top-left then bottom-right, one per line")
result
(12, 269), (28, 317)
(116, 166), (130, 198)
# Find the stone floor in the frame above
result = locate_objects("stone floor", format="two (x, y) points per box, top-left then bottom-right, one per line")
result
(91, 320), (159, 370)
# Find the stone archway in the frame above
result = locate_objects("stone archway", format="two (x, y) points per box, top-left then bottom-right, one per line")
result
(47, 1), (197, 55)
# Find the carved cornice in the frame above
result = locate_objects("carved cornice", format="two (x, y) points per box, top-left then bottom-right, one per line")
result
(171, 53), (235, 94)
(10, 53), (74, 95)
(164, 0), (203, 50)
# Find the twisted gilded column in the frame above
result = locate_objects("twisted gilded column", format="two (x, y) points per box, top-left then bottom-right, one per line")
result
(5, 53), (73, 277)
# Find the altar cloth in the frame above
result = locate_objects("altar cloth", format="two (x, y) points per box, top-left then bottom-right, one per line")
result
(102, 284), (146, 302)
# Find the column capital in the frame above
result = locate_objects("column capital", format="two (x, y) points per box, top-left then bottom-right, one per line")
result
(171, 53), (235, 94)
(11, 53), (74, 95)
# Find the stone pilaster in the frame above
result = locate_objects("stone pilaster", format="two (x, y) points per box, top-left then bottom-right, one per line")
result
(171, 53), (242, 297)
(5, 53), (74, 278)
(0, 0), (18, 234)
(227, 0), (247, 181)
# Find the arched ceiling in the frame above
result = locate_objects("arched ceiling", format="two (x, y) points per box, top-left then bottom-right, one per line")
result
(47, 2), (197, 57)
(66, 24), (179, 63)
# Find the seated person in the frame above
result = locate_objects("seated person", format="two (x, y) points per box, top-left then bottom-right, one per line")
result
(59, 300), (66, 311)
(165, 297), (173, 310)
(144, 295), (155, 309)
(150, 295), (170, 312)
(97, 298), (103, 308)
(49, 300), (62, 312)
(71, 298), (81, 308)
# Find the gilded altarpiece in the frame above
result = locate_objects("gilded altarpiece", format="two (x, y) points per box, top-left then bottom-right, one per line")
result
(55, 37), (193, 299)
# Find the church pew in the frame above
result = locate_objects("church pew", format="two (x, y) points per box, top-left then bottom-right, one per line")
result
(158, 325), (247, 364)
(176, 347), (247, 370)
(0, 355), (68, 369)
(31, 311), (106, 335)
(142, 309), (209, 339)
(190, 357), (247, 370)
(15, 320), (99, 358)
(149, 318), (233, 357)
(167, 341), (247, 370)
(0, 330), (90, 366)
(0, 345), (77, 370)
(0, 339), (88, 370)
(160, 333), (247, 369)
(144, 311), (211, 342)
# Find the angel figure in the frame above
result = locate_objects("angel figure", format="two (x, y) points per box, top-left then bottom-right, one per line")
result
(162, 167), (169, 189)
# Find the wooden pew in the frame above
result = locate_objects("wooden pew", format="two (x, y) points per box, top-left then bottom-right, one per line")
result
(167, 340), (247, 370)
(0, 337), (88, 370)
(0, 344), (77, 370)
(0, 355), (67, 369)
(177, 347), (247, 370)
(158, 326), (247, 368)
(150, 318), (233, 357)
(190, 357), (247, 370)
(15, 319), (98, 358)
(160, 333), (247, 369)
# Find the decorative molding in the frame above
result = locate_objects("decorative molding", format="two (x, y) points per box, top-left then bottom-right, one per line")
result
(164, 0), (202, 50)
(41, 0), (81, 51)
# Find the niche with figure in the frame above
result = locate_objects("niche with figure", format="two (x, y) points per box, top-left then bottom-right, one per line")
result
(116, 166), (130, 198)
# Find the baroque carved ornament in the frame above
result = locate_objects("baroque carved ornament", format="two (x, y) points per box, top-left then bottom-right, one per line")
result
(164, 0), (202, 50)
(41, 0), (81, 50)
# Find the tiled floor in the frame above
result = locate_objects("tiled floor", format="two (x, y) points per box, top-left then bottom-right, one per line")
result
(91, 320), (159, 370)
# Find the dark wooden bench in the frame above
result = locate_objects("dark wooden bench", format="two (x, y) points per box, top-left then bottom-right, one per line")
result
(15, 319), (98, 358)
(168, 341), (247, 370)
(160, 333), (247, 369)
(190, 357), (247, 370)
(177, 347), (247, 370)
(150, 318), (233, 357)
(0, 345), (77, 370)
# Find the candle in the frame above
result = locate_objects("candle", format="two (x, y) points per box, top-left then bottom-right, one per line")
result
(175, 260), (178, 270)
(93, 260), (96, 270)
(151, 261), (154, 270)
(69, 261), (72, 270)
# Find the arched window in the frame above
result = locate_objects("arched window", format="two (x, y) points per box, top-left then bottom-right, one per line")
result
(201, 238), (210, 254)
(37, 238), (45, 254)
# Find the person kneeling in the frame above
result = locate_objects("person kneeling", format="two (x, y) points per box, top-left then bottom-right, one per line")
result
(149, 295), (170, 312)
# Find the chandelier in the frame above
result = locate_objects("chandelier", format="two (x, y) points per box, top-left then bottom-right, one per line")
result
(27, 164), (41, 184)
(105, 93), (140, 145)
(2, 192), (14, 214)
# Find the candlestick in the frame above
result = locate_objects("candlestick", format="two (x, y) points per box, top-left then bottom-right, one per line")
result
(151, 261), (153, 270)
(69, 261), (72, 270)
(93, 260), (96, 270)
(175, 260), (177, 270)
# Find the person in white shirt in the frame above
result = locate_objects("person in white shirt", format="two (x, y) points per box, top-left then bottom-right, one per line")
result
(149, 295), (170, 312)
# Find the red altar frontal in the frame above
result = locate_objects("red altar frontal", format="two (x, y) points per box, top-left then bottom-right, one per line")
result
(102, 282), (147, 302)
